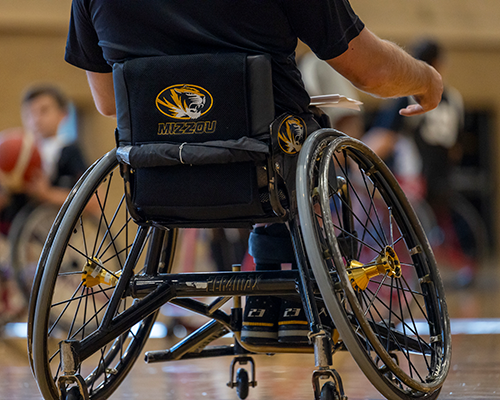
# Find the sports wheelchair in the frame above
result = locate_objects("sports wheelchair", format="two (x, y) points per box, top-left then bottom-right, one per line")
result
(28, 53), (451, 400)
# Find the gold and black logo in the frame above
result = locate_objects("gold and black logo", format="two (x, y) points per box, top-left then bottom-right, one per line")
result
(278, 116), (307, 155)
(156, 84), (213, 120)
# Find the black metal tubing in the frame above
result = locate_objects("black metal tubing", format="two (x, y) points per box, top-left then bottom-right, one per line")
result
(145, 319), (230, 363)
(144, 228), (166, 274)
(79, 280), (177, 361)
(76, 269), (313, 362)
(100, 226), (150, 328)
(174, 345), (242, 361)
(169, 298), (232, 327)
(289, 218), (324, 336)
(130, 270), (305, 298)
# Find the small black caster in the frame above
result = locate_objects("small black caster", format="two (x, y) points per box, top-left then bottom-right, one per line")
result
(227, 356), (256, 399)
(61, 386), (83, 400)
(320, 381), (340, 400)
(236, 368), (249, 399)
(312, 369), (347, 400)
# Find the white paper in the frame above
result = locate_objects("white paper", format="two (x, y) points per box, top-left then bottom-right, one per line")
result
(310, 94), (363, 111)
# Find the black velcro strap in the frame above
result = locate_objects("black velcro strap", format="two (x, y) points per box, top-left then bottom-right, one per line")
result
(117, 137), (269, 168)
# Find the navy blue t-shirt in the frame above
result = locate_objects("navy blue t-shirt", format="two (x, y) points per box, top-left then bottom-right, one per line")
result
(65, 0), (364, 116)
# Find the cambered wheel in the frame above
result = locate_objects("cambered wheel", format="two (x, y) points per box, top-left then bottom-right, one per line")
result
(297, 130), (451, 400)
(30, 150), (178, 400)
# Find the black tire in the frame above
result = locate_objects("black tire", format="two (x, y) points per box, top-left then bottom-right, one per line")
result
(320, 381), (340, 400)
(30, 150), (176, 400)
(10, 203), (58, 302)
(236, 368), (249, 400)
(65, 387), (84, 400)
(297, 130), (451, 400)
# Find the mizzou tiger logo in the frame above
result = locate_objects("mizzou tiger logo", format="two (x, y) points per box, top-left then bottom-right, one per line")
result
(278, 115), (307, 155)
(156, 84), (213, 120)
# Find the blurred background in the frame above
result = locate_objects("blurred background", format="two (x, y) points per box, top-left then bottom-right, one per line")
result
(1, 0), (498, 257)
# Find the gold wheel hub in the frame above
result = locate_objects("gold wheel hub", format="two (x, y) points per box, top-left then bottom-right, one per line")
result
(347, 246), (402, 291)
(82, 257), (121, 288)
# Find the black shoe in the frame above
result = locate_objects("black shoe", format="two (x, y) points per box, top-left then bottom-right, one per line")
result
(241, 296), (280, 345)
(278, 299), (310, 344)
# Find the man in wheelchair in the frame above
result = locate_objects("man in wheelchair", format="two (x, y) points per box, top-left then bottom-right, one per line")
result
(65, 0), (442, 343)
(26, 2), (452, 400)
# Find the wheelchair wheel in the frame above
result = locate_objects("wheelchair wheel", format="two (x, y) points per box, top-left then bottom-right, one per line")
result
(31, 150), (177, 400)
(9, 203), (58, 302)
(297, 131), (451, 400)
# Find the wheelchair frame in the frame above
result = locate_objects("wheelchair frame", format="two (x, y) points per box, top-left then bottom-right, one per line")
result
(28, 128), (451, 400)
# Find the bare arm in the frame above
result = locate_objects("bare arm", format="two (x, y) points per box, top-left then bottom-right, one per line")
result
(327, 28), (443, 116)
(86, 71), (116, 117)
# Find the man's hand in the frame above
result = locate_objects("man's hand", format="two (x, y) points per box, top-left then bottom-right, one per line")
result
(399, 64), (443, 117)
(328, 29), (444, 116)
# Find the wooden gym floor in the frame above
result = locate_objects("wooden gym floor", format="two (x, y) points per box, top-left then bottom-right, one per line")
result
(2, 263), (500, 400)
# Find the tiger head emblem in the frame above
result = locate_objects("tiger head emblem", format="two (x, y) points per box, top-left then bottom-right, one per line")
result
(156, 84), (213, 120)
(278, 116), (307, 155)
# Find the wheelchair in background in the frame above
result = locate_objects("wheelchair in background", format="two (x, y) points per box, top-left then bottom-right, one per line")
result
(0, 202), (58, 331)
(28, 53), (451, 400)
(9, 203), (58, 302)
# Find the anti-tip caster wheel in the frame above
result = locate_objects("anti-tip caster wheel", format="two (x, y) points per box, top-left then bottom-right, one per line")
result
(320, 381), (340, 400)
(236, 368), (250, 400)
(227, 356), (256, 399)
(63, 387), (83, 400)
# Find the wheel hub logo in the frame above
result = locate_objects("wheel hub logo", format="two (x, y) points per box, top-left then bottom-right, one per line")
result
(278, 115), (307, 154)
(156, 84), (213, 120)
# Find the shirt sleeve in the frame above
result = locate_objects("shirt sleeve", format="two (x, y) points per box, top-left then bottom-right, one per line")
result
(284, 0), (365, 60)
(65, 0), (112, 73)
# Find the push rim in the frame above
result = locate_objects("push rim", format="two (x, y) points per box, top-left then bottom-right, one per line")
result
(297, 131), (451, 399)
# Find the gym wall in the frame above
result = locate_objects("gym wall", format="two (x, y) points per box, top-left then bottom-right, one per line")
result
(0, 0), (500, 252)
